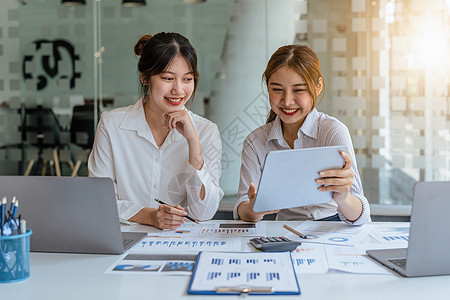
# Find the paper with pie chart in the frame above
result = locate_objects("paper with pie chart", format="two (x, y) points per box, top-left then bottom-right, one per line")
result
(284, 221), (371, 247)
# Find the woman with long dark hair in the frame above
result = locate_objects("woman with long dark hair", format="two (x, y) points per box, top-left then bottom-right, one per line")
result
(89, 33), (223, 229)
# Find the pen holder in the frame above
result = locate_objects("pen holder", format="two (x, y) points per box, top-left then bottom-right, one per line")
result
(0, 229), (32, 283)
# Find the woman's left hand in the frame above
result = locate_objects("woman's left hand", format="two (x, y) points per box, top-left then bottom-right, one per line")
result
(315, 151), (354, 204)
(164, 110), (198, 142)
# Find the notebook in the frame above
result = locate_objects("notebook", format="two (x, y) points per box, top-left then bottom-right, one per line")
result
(0, 176), (146, 254)
(253, 146), (348, 212)
(366, 181), (450, 277)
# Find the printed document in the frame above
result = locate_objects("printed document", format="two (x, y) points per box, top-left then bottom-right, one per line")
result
(158, 221), (265, 237)
(188, 251), (300, 294)
(284, 221), (370, 247)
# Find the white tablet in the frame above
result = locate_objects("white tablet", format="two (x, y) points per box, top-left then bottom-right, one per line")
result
(252, 145), (348, 212)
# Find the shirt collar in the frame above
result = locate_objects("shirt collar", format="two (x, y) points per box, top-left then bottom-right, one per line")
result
(300, 108), (319, 140)
(119, 99), (147, 133)
(266, 108), (320, 145)
(120, 99), (197, 144)
(267, 116), (284, 144)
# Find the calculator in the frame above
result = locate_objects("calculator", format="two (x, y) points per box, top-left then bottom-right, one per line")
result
(249, 236), (301, 252)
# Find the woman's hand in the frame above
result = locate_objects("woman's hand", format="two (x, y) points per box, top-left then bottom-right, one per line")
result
(315, 151), (363, 221)
(164, 111), (204, 170)
(315, 151), (354, 204)
(164, 110), (198, 142)
(151, 204), (187, 229)
(129, 205), (187, 230)
(237, 182), (280, 222)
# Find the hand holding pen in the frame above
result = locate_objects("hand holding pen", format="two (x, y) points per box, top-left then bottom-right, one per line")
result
(154, 199), (199, 225)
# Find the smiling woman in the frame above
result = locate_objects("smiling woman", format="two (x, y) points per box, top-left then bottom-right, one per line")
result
(234, 44), (370, 225)
(88, 32), (224, 230)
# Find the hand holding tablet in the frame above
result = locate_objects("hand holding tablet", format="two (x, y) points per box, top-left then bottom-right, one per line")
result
(252, 146), (349, 213)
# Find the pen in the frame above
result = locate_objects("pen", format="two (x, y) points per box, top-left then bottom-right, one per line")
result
(9, 196), (16, 212)
(1, 197), (6, 235)
(283, 224), (307, 239)
(12, 199), (19, 219)
(153, 198), (199, 224)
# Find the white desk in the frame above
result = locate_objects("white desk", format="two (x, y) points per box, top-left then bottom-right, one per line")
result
(1, 221), (448, 299)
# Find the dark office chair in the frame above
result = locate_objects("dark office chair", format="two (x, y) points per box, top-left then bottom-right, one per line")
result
(70, 104), (99, 176)
(20, 106), (65, 176)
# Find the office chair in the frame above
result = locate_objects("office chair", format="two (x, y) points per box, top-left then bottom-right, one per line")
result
(20, 106), (65, 176)
(70, 104), (98, 176)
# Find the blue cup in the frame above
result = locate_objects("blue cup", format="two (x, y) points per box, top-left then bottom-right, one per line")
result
(0, 229), (32, 283)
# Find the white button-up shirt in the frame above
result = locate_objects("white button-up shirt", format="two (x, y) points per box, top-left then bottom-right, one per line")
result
(233, 108), (370, 225)
(88, 99), (224, 223)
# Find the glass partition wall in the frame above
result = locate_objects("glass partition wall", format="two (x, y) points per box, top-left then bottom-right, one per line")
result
(0, 0), (449, 217)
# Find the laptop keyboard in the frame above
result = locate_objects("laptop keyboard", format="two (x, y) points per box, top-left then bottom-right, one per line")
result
(388, 258), (407, 269)
(122, 239), (134, 248)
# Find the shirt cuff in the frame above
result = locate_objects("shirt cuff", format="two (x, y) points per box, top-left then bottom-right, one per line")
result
(337, 194), (370, 225)
(189, 161), (211, 185)
(233, 196), (249, 220)
(119, 203), (145, 225)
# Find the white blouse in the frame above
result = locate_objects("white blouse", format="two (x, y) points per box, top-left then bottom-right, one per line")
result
(233, 108), (370, 225)
(88, 99), (224, 223)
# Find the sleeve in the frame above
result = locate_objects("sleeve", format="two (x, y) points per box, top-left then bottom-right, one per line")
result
(325, 124), (371, 225)
(233, 137), (263, 220)
(87, 114), (144, 224)
(183, 123), (224, 221)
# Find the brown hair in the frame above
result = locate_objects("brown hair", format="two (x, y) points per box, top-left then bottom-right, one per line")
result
(134, 32), (199, 103)
(263, 44), (325, 123)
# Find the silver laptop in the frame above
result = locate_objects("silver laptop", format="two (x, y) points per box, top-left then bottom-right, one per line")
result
(0, 176), (146, 255)
(366, 181), (450, 277)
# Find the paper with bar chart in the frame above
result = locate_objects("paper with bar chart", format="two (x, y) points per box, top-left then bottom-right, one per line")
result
(290, 244), (328, 273)
(188, 251), (300, 295)
(325, 244), (394, 274)
(130, 236), (242, 252)
(105, 236), (243, 275)
(158, 221), (264, 237)
(284, 221), (371, 246)
(367, 223), (410, 246)
(104, 252), (198, 275)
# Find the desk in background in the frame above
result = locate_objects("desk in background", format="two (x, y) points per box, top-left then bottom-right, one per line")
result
(1, 221), (448, 299)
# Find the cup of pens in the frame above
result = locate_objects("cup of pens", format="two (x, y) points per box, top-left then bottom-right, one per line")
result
(0, 229), (32, 283)
(1, 196), (31, 283)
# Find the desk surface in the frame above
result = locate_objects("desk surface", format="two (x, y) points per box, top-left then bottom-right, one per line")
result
(2, 221), (448, 299)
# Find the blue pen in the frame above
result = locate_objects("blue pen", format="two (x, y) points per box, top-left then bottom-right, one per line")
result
(0, 197), (6, 235)
(12, 200), (19, 219)
(9, 196), (16, 212)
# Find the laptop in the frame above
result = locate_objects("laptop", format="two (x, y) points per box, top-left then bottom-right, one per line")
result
(253, 146), (347, 212)
(0, 176), (146, 255)
(366, 181), (450, 277)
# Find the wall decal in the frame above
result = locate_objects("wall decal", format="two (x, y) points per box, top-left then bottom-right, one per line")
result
(22, 39), (81, 90)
